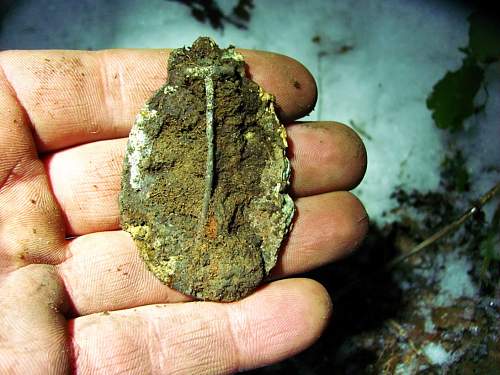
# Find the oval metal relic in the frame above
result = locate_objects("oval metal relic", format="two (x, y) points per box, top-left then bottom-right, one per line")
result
(119, 37), (294, 301)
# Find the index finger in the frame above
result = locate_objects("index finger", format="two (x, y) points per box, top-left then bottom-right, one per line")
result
(0, 49), (317, 152)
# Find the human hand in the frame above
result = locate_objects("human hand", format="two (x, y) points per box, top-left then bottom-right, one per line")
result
(0, 49), (367, 374)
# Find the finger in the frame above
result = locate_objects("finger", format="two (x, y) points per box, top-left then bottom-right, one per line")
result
(0, 64), (67, 273)
(70, 278), (331, 374)
(0, 49), (316, 152)
(57, 192), (367, 316)
(45, 122), (366, 236)
(58, 231), (193, 318)
(0, 264), (69, 373)
(287, 122), (367, 196)
(271, 191), (368, 277)
(244, 51), (316, 120)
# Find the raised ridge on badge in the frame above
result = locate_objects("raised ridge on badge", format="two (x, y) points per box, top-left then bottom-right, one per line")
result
(119, 37), (294, 301)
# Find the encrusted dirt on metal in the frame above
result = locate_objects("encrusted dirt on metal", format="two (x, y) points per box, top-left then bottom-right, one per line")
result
(119, 37), (294, 301)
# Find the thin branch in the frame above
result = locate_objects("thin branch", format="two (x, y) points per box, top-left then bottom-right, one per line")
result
(335, 182), (500, 299)
(386, 181), (500, 270)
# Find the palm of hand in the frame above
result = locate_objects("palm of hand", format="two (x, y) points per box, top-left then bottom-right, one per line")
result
(0, 49), (367, 374)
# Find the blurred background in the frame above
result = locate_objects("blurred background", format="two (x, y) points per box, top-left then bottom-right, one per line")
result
(2, 0), (499, 373)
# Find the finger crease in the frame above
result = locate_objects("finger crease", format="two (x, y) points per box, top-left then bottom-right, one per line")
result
(54, 256), (80, 318)
(0, 58), (38, 144)
(224, 306), (242, 373)
(98, 52), (124, 136)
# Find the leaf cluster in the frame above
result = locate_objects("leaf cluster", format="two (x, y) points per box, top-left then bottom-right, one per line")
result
(426, 12), (500, 132)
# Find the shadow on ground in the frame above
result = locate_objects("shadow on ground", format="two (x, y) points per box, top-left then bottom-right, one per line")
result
(249, 224), (405, 374)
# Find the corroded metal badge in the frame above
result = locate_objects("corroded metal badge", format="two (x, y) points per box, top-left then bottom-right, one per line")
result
(119, 37), (294, 301)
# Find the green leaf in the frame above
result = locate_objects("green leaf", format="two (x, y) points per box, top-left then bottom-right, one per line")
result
(468, 12), (500, 64)
(426, 58), (484, 131)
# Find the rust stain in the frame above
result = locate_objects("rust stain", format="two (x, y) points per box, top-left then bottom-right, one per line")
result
(205, 216), (218, 239)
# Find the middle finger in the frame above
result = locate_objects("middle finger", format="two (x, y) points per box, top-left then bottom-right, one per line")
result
(45, 121), (366, 236)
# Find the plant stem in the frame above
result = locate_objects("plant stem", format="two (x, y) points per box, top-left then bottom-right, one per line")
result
(386, 181), (500, 269)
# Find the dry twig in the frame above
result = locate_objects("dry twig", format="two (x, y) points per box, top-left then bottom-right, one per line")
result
(386, 181), (500, 269)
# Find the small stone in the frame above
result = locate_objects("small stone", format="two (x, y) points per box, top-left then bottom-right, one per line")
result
(119, 37), (294, 301)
